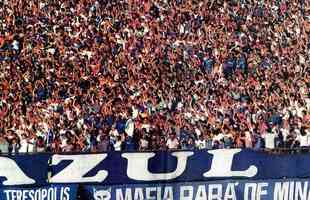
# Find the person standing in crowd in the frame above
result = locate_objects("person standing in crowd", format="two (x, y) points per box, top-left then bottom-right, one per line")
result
(0, 134), (9, 154)
(19, 134), (29, 153)
(113, 136), (123, 151)
(10, 138), (20, 154)
(36, 137), (46, 153)
(139, 134), (149, 151)
(166, 132), (179, 150)
(296, 127), (310, 148)
(263, 131), (277, 149)
(195, 134), (207, 150)
(97, 135), (113, 152)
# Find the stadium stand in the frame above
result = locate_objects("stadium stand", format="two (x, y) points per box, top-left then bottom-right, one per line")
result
(0, 0), (309, 153)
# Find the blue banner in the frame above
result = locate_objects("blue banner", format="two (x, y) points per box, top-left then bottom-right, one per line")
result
(2, 149), (310, 187)
(0, 154), (50, 186)
(50, 149), (310, 185)
(82, 179), (310, 200)
(0, 184), (78, 200)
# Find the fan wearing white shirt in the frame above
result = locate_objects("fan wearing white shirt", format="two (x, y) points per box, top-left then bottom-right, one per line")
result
(19, 134), (29, 153)
(296, 127), (310, 147)
(195, 135), (206, 149)
(166, 133), (179, 150)
(113, 136), (123, 151)
(262, 132), (277, 149)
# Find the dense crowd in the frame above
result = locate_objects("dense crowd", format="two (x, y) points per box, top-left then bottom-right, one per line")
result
(0, 0), (309, 153)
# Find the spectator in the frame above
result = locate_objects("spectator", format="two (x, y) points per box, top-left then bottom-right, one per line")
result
(122, 134), (136, 151)
(0, 135), (9, 154)
(97, 135), (112, 152)
(139, 135), (149, 151)
(184, 137), (195, 150)
(19, 134), (29, 153)
(10, 139), (20, 154)
(195, 135), (207, 150)
(263, 131), (277, 149)
(62, 138), (74, 152)
(296, 127), (310, 148)
(166, 133), (179, 150)
(36, 137), (46, 153)
(113, 136), (122, 151)
(244, 131), (253, 148)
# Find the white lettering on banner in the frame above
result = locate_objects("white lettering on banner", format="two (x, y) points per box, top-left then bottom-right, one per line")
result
(1, 150), (262, 185)
(289, 181), (295, 200)
(244, 183), (257, 200)
(274, 182), (289, 200)
(93, 182), (310, 200)
(122, 152), (193, 181)
(243, 182), (269, 200)
(156, 187), (162, 200)
(145, 187), (157, 200)
(180, 186), (194, 200)
(116, 188), (132, 200)
(4, 190), (11, 200)
(114, 187), (173, 200)
(4, 187), (70, 200)
(208, 184), (222, 200)
(256, 183), (268, 200)
(134, 188), (144, 200)
(42, 189), (47, 199)
(0, 157), (35, 185)
(224, 183), (237, 200)
(61, 186), (71, 200)
(204, 149), (258, 178)
(163, 186), (174, 200)
(185, 183), (239, 200)
(195, 185), (207, 200)
(273, 181), (310, 200)
(50, 154), (108, 183)
(295, 181), (308, 200)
